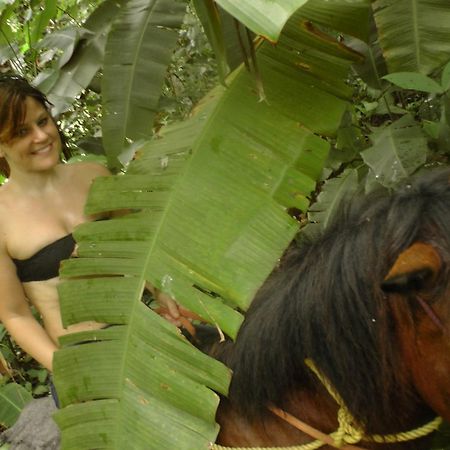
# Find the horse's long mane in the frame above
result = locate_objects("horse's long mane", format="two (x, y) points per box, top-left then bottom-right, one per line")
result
(218, 168), (450, 432)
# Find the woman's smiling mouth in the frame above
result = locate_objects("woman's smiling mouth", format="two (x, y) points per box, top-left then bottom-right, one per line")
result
(31, 144), (52, 155)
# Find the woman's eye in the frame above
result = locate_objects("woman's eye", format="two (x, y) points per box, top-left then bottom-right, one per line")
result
(17, 128), (28, 137)
(38, 117), (48, 127)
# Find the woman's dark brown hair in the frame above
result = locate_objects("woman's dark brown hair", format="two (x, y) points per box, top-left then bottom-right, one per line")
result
(0, 74), (71, 177)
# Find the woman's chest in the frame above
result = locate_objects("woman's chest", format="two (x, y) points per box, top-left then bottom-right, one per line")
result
(3, 190), (89, 260)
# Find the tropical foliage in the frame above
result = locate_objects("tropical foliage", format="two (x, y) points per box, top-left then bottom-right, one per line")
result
(0, 0), (449, 448)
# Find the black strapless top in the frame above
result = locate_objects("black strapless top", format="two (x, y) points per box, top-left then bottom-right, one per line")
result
(12, 234), (76, 282)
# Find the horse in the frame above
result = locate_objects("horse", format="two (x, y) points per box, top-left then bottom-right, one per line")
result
(212, 167), (450, 450)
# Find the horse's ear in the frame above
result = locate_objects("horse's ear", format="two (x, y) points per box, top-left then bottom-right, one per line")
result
(382, 242), (441, 293)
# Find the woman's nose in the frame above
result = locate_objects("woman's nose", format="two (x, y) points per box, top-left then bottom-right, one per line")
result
(31, 125), (48, 142)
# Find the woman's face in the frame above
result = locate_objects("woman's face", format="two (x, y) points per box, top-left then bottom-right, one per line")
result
(0, 96), (62, 174)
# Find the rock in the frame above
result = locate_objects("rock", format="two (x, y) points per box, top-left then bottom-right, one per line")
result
(0, 397), (60, 450)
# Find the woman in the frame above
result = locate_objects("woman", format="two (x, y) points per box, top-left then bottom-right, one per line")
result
(0, 75), (115, 372)
(0, 75), (191, 376)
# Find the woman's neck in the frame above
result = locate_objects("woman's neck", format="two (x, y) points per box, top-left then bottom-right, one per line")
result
(6, 164), (62, 194)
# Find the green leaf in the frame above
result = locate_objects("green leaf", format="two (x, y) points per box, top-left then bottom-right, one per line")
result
(29, 0), (57, 46)
(0, 4), (20, 48)
(299, 0), (371, 42)
(361, 114), (428, 188)
(327, 112), (366, 170)
(423, 120), (441, 139)
(363, 165), (385, 194)
(26, 368), (49, 383)
(192, 0), (229, 84)
(53, 2), (370, 448)
(0, 383), (33, 428)
(441, 60), (450, 92)
(260, 6), (362, 136)
(214, 0), (309, 42)
(35, 27), (91, 68)
(382, 72), (443, 94)
(0, 324), (6, 341)
(54, 39), (351, 450)
(373, 0), (450, 74)
(308, 168), (360, 229)
(436, 95), (450, 154)
(35, 0), (126, 115)
(347, 16), (388, 89)
(102, 0), (187, 169)
(54, 318), (227, 449)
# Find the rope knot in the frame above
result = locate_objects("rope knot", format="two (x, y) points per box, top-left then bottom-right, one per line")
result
(334, 407), (365, 446)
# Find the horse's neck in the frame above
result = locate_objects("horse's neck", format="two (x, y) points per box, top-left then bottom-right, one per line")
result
(216, 389), (432, 450)
(216, 389), (338, 447)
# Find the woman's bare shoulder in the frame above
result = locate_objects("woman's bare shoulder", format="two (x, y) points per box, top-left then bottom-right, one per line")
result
(74, 161), (111, 174)
(59, 161), (112, 184)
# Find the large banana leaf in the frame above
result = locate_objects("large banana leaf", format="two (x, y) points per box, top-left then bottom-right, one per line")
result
(53, 1), (370, 448)
(214, 0), (309, 42)
(373, 0), (450, 74)
(299, 0), (371, 42)
(0, 2), (17, 47)
(215, 0), (370, 43)
(34, 0), (125, 114)
(102, 0), (187, 169)
(29, 0), (57, 48)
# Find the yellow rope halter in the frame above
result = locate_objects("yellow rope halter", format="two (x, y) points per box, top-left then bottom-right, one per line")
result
(210, 359), (442, 450)
(211, 442), (324, 450)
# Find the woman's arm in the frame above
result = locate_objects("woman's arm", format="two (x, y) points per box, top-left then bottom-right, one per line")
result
(0, 243), (57, 371)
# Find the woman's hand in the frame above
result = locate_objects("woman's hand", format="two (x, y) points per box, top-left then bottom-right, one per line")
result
(145, 282), (201, 335)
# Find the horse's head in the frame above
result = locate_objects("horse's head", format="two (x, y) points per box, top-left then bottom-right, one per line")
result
(383, 240), (450, 424)
(218, 168), (450, 439)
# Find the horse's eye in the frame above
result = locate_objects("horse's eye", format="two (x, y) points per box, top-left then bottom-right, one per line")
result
(381, 268), (433, 293)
